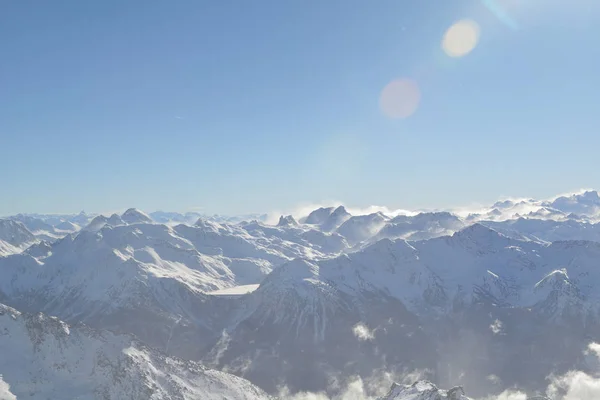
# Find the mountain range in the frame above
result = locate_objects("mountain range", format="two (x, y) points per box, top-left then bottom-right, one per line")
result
(2, 190), (600, 398)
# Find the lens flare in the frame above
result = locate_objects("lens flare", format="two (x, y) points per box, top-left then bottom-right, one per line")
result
(379, 79), (421, 119)
(442, 20), (480, 58)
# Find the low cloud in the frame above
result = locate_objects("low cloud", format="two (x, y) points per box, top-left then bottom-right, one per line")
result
(280, 369), (431, 400)
(279, 343), (600, 400)
(489, 319), (503, 335)
(487, 342), (600, 400)
(486, 391), (528, 400)
(267, 203), (418, 225)
(352, 323), (375, 341)
(0, 375), (16, 400)
(545, 342), (600, 399)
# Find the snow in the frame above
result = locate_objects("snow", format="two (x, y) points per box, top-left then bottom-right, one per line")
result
(0, 303), (270, 400)
(122, 208), (153, 225)
(0, 219), (38, 255)
(3, 189), (600, 398)
(206, 284), (260, 296)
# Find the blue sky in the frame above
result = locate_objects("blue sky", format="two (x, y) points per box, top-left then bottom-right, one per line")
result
(2, 0), (599, 216)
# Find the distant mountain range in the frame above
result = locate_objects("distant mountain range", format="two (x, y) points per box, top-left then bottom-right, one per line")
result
(2, 190), (600, 398)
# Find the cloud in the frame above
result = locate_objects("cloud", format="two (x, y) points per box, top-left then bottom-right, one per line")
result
(486, 374), (501, 385)
(481, 343), (600, 399)
(0, 376), (16, 400)
(586, 342), (600, 358)
(489, 319), (503, 335)
(264, 187), (600, 226)
(344, 206), (417, 218)
(204, 330), (232, 369)
(280, 369), (431, 400)
(486, 391), (528, 400)
(545, 342), (600, 400)
(352, 323), (375, 341)
(547, 370), (600, 399)
(266, 202), (418, 225)
(279, 342), (600, 400)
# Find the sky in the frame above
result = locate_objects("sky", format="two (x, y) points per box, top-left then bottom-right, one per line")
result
(2, 0), (600, 216)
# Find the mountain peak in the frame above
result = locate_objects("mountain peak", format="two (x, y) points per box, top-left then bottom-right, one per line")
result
(304, 207), (335, 224)
(453, 223), (502, 239)
(121, 208), (152, 225)
(0, 219), (36, 249)
(332, 205), (349, 217)
(277, 215), (299, 227)
(449, 223), (511, 252)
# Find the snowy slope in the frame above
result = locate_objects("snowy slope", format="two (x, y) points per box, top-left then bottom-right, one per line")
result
(548, 190), (600, 216)
(122, 208), (154, 224)
(9, 214), (84, 242)
(83, 213), (126, 232)
(304, 206), (335, 225)
(0, 222), (277, 358)
(482, 218), (600, 243)
(2, 189), (600, 398)
(240, 219), (349, 257)
(0, 218), (349, 359)
(0, 240), (21, 257)
(0, 302), (271, 400)
(292, 223), (600, 317)
(204, 224), (600, 394)
(336, 212), (389, 245)
(55, 219), (80, 232)
(0, 219), (38, 255)
(150, 211), (203, 225)
(320, 206), (352, 232)
(371, 212), (465, 244)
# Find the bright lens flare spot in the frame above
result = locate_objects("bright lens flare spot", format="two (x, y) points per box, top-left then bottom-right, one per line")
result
(379, 79), (421, 119)
(442, 19), (480, 58)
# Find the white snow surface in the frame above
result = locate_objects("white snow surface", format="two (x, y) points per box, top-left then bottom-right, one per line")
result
(0, 219), (38, 256)
(247, 223), (600, 324)
(0, 303), (271, 400)
(207, 284), (260, 296)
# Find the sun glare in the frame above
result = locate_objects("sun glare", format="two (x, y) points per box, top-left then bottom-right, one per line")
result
(442, 19), (481, 58)
(379, 79), (421, 119)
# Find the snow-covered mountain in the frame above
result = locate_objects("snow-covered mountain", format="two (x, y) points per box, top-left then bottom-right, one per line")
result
(371, 212), (465, 243)
(380, 381), (469, 400)
(0, 220), (285, 359)
(150, 211), (203, 224)
(122, 207), (153, 224)
(303, 206), (336, 225)
(83, 213), (127, 232)
(548, 190), (600, 216)
(0, 215), (355, 360)
(200, 224), (600, 395)
(0, 219), (38, 256)
(336, 212), (389, 245)
(463, 190), (600, 223)
(3, 190), (600, 398)
(149, 211), (270, 225)
(7, 213), (91, 242)
(234, 223), (600, 319)
(0, 302), (270, 400)
(481, 217), (600, 243)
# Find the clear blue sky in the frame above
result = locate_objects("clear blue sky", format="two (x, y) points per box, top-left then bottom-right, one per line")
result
(2, 0), (599, 216)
